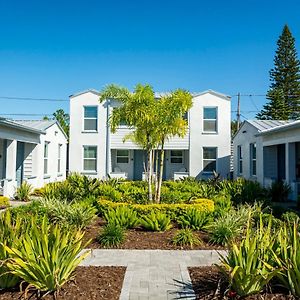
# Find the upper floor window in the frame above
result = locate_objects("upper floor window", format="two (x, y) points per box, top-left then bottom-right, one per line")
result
(116, 150), (129, 164)
(83, 146), (97, 172)
(84, 106), (98, 131)
(237, 145), (243, 174)
(58, 144), (62, 173)
(44, 142), (50, 175)
(170, 150), (183, 164)
(203, 147), (217, 173)
(250, 143), (256, 176)
(203, 107), (217, 132)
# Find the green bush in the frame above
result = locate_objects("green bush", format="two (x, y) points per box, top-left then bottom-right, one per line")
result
(15, 182), (32, 201)
(5, 217), (90, 294)
(140, 211), (172, 231)
(104, 206), (139, 229)
(219, 215), (279, 297)
(281, 211), (299, 224)
(268, 180), (291, 202)
(97, 223), (125, 247)
(172, 229), (201, 248)
(0, 196), (10, 208)
(177, 208), (212, 230)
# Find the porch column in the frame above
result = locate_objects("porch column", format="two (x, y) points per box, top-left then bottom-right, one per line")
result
(285, 143), (290, 183)
(4, 140), (17, 197)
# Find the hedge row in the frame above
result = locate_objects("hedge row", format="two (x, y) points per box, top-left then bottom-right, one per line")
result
(97, 198), (214, 220)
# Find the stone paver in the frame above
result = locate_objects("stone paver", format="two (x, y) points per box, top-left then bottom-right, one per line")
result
(80, 249), (226, 300)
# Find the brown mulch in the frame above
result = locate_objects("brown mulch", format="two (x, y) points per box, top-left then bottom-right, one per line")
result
(84, 217), (225, 250)
(189, 266), (293, 300)
(0, 266), (126, 300)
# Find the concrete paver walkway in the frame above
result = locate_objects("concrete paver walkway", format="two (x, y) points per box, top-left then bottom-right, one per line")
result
(80, 249), (226, 300)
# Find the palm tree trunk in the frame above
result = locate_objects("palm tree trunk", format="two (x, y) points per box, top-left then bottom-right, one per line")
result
(147, 149), (153, 202)
(154, 150), (159, 202)
(156, 143), (165, 203)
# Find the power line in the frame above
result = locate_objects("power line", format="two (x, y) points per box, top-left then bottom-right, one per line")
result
(0, 96), (68, 102)
(0, 113), (53, 116)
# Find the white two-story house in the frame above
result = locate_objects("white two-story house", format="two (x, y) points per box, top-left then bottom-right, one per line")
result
(69, 89), (231, 180)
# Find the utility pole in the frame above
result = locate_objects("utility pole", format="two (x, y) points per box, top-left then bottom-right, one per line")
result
(237, 92), (241, 130)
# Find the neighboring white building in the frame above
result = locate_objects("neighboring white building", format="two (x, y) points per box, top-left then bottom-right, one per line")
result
(0, 118), (68, 197)
(69, 89), (231, 181)
(233, 119), (300, 201)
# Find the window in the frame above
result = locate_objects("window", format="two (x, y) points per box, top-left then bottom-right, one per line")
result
(44, 142), (50, 175)
(83, 146), (97, 171)
(84, 106), (98, 131)
(203, 107), (217, 132)
(171, 150), (183, 164)
(238, 145), (243, 174)
(58, 144), (62, 173)
(116, 150), (129, 163)
(203, 147), (217, 173)
(250, 143), (256, 176)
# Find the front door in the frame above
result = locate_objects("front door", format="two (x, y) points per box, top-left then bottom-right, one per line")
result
(16, 142), (25, 187)
(133, 150), (145, 180)
(277, 144), (286, 181)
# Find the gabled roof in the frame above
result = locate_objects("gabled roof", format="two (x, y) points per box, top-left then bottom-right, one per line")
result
(247, 120), (294, 132)
(71, 88), (231, 100)
(257, 120), (300, 136)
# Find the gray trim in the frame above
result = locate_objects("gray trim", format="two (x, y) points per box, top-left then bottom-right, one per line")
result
(0, 118), (44, 135)
(69, 89), (100, 98)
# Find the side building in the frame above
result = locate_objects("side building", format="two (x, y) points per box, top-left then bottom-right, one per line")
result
(233, 119), (300, 201)
(69, 89), (231, 181)
(0, 119), (68, 197)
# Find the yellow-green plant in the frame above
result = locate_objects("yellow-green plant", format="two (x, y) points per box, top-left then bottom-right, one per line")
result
(272, 221), (300, 297)
(5, 217), (90, 295)
(218, 215), (279, 297)
(140, 211), (172, 231)
(15, 182), (32, 201)
(0, 196), (10, 208)
(97, 223), (125, 247)
(172, 229), (201, 248)
(104, 206), (139, 229)
(177, 208), (212, 230)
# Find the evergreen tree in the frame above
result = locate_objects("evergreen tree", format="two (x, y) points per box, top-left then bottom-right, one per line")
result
(257, 25), (300, 120)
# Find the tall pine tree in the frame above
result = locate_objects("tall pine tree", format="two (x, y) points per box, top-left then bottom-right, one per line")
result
(257, 25), (300, 120)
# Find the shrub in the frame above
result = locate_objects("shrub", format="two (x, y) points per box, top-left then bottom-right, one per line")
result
(104, 206), (139, 229)
(172, 229), (201, 248)
(272, 221), (300, 297)
(218, 215), (279, 297)
(97, 223), (125, 247)
(268, 180), (291, 202)
(281, 211), (299, 224)
(0, 211), (23, 288)
(0, 196), (10, 208)
(5, 217), (90, 295)
(15, 182), (32, 201)
(140, 211), (172, 231)
(177, 208), (212, 230)
(97, 199), (214, 221)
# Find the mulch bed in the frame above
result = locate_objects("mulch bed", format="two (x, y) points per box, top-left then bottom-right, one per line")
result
(84, 217), (225, 250)
(189, 266), (293, 300)
(0, 266), (126, 300)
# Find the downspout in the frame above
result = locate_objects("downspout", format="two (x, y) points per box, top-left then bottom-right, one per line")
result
(105, 99), (110, 178)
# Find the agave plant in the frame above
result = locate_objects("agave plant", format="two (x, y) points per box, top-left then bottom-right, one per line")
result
(15, 181), (33, 201)
(104, 206), (139, 229)
(177, 208), (212, 230)
(5, 217), (90, 295)
(218, 214), (279, 297)
(140, 211), (172, 231)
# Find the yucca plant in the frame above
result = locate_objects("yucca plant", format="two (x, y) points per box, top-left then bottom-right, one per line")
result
(15, 181), (33, 201)
(0, 211), (24, 288)
(5, 217), (90, 295)
(104, 206), (139, 229)
(97, 223), (125, 247)
(177, 208), (212, 230)
(272, 221), (300, 297)
(172, 229), (201, 248)
(140, 211), (172, 231)
(218, 214), (279, 297)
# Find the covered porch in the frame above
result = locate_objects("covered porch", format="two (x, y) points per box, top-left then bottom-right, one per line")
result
(263, 142), (300, 201)
(109, 149), (190, 181)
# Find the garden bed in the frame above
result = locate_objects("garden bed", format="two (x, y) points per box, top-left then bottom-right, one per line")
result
(0, 266), (126, 300)
(84, 217), (225, 250)
(188, 266), (291, 300)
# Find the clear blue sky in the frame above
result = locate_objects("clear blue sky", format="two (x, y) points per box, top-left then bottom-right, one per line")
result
(1, 0), (300, 120)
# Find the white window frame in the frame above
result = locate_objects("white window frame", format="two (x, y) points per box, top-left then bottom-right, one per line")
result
(44, 141), (50, 175)
(116, 150), (129, 164)
(202, 147), (217, 174)
(58, 144), (62, 174)
(83, 145), (97, 172)
(203, 107), (218, 133)
(238, 145), (243, 175)
(83, 106), (98, 132)
(250, 143), (256, 176)
(170, 150), (183, 164)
